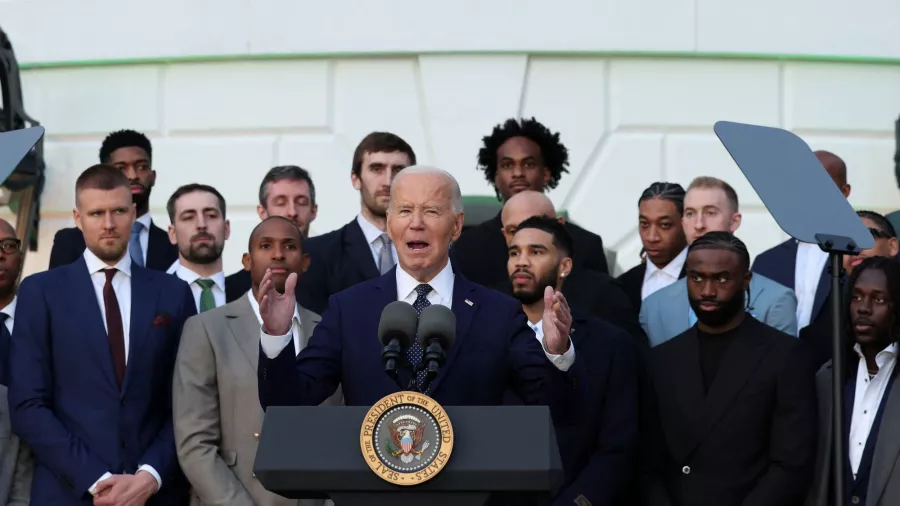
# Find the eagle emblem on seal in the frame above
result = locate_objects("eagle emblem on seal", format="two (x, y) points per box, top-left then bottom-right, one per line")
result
(387, 414), (431, 464)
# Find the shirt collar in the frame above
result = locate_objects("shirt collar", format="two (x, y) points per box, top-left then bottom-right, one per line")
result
(83, 247), (132, 277)
(171, 263), (226, 291)
(356, 214), (387, 246)
(135, 213), (152, 230)
(853, 342), (898, 369)
(645, 246), (688, 278)
(396, 261), (454, 302)
(245, 290), (301, 327)
(1, 296), (16, 321)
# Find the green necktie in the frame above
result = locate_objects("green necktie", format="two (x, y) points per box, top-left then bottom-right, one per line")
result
(195, 279), (216, 312)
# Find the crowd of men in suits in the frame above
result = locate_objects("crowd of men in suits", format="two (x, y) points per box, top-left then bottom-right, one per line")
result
(0, 119), (897, 506)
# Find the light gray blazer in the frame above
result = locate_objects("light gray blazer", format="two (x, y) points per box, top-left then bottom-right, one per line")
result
(639, 273), (798, 347)
(807, 361), (900, 506)
(173, 294), (342, 506)
(0, 384), (32, 505)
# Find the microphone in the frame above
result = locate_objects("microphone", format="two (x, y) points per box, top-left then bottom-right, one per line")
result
(378, 302), (419, 380)
(415, 305), (456, 391)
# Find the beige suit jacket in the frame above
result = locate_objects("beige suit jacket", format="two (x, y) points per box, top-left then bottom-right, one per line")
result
(173, 293), (342, 506)
(0, 385), (33, 506)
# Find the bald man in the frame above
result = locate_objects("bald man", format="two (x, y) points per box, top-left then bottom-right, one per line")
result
(752, 150), (851, 335)
(493, 192), (646, 346)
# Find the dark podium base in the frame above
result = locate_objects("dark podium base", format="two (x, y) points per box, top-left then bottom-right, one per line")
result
(330, 492), (488, 506)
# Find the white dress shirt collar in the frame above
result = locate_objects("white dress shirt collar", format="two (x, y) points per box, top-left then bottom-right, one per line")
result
(853, 342), (898, 370)
(246, 290), (301, 327)
(169, 262), (226, 292)
(357, 214), (386, 245)
(396, 261), (455, 304)
(135, 213), (152, 230)
(83, 247), (132, 277)
(644, 246), (688, 279)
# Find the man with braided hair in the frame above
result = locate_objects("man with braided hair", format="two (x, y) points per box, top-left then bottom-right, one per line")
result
(451, 117), (609, 288)
(641, 231), (817, 506)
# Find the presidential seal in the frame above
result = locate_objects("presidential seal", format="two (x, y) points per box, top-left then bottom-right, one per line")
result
(360, 391), (454, 486)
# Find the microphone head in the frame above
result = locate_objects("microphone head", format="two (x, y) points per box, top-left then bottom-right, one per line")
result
(378, 301), (418, 347)
(417, 305), (456, 349)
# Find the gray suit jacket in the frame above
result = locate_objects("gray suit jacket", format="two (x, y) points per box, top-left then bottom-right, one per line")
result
(0, 385), (33, 505)
(173, 293), (343, 506)
(808, 361), (900, 506)
(639, 273), (798, 347)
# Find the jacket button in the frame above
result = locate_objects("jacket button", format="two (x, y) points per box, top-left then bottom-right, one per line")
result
(252, 472), (257, 479)
(851, 496), (860, 504)
(253, 433), (259, 440)
(682, 466), (690, 475)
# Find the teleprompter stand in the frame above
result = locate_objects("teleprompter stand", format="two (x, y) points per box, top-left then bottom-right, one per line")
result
(254, 405), (563, 506)
(714, 121), (874, 505)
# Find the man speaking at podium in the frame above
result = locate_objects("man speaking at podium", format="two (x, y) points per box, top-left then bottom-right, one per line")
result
(256, 166), (579, 412)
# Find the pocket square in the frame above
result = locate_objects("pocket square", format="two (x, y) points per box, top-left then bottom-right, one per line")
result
(152, 313), (172, 327)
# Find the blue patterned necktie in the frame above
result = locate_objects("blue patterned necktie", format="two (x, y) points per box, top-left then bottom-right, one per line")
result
(129, 221), (145, 267)
(407, 284), (432, 390)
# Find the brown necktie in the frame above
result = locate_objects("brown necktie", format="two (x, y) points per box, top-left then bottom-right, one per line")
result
(103, 269), (126, 388)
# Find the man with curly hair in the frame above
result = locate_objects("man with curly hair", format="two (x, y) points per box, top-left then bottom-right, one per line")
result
(451, 117), (609, 288)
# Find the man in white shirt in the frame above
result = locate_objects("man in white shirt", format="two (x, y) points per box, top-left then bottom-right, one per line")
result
(808, 256), (900, 506)
(165, 184), (230, 312)
(0, 218), (33, 504)
(256, 166), (581, 416)
(9, 165), (196, 505)
(174, 216), (339, 506)
(297, 132), (417, 314)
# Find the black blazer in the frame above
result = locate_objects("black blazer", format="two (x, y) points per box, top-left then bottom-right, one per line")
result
(641, 316), (817, 506)
(452, 213), (609, 289)
(493, 267), (647, 346)
(48, 222), (177, 272)
(226, 219), (381, 314)
(617, 262), (687, 314)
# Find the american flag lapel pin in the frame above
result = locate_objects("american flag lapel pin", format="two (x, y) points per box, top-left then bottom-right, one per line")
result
(465, 299), (473, 306)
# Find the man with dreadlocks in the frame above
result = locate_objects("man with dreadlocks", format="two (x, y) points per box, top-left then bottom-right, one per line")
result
(48, 129), (178, 271)
(451, 117), (609, 288)
(618, 182), (689, 313)
(808, 257), (900, 506)
(641, 231), (817, 506)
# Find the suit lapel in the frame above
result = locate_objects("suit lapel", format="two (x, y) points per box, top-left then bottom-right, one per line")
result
(68, 258), (119, 391)
(868, 374), (900, 502)
(345, 219), (380, 280)
(666, 329), (707, 462)
(811, 263), (831, 322)
(146, 222), (170, 270)
(371, 269), (409, 389)
(681, 320), (767, 459)
(780, 240), (799, 291)
(297, 305), (322, 351)
(667, 282), (691, 334)
(425, 274), (476, 396)
(123, 266), (159, 395)
(225, 296), (265, 372)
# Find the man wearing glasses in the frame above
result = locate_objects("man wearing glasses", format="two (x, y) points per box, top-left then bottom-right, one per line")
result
(0, 218), (34, 503)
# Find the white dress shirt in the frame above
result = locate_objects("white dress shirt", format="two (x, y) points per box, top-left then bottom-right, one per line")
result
(356, 214), (398, 270)
(527, 319), (577, 372)
(1, 296), (16, 334)
(83, 249), (162, 495)
(128, 213), (152, 266)
(167, 262), (226, 312)
(794, 242), (829, 329)
(251, 291), (304, 357)
(641, 247), (688, 300)
(260, 261), (576, 371)
(848, 342), (898, 478)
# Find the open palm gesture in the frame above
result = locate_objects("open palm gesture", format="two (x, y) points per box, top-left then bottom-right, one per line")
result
(541, 286), (572, 355)
(257, 269), (297, 336)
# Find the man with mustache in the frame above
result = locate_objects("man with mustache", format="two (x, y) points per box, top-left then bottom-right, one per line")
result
(807, 257), (900, 506)
(451, 117), (609, 289)
(506, 216), (638, 506)
(174, 216), (340, 506)
(641, 231), (817, 506)
(49, 129), (178, 271)
(166, 184), (234, 312)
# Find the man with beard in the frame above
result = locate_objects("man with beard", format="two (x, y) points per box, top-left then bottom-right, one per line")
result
(641, 231), (817, 506)
(49, 129), (178, 271)
(807, 257), (900, 506)
(298, 132), (417, 314)
(165, 184), (233, 312)
(225, 165), (319, 303)
(451, 117), (608, 288)
(506, 216), (638, 506)
(10, 165), (196, 505)
(174, 216), (340, 506)
(0, 219), (34, 504)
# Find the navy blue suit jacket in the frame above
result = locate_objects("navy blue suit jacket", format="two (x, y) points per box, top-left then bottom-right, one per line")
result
(258, 267), (581, 414)
(8, 257), (196, 504)
(752, 239), (830, 323)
